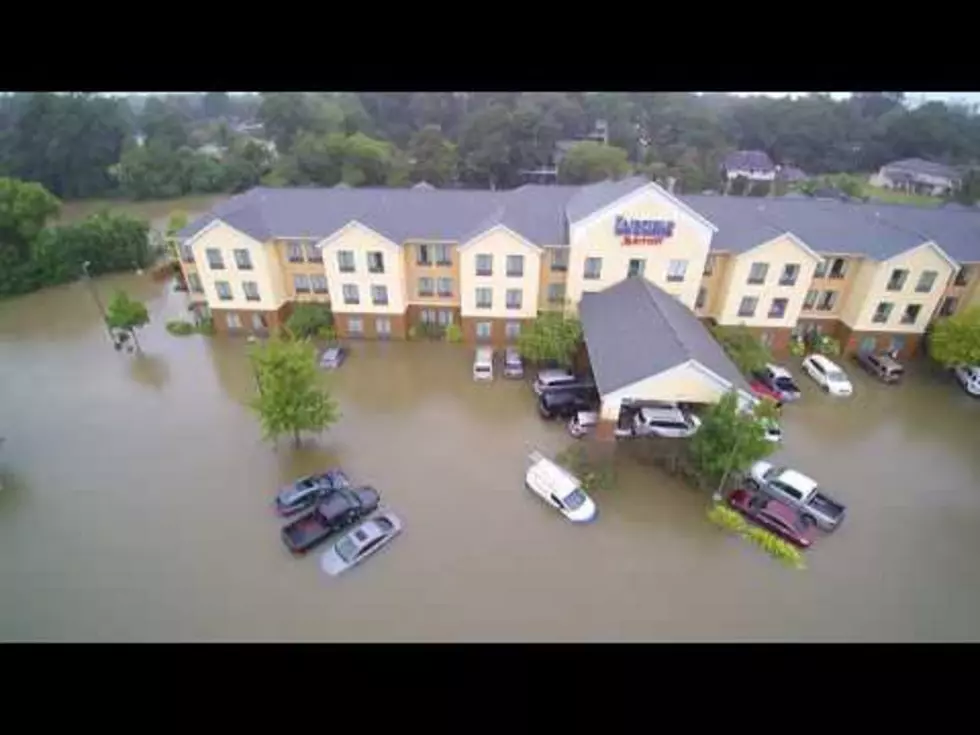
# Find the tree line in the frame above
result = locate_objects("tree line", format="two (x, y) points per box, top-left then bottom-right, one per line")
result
(3, 92), (980, 201)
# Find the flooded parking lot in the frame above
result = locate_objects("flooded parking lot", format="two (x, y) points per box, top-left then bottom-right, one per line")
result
(2, 274), (980, 641)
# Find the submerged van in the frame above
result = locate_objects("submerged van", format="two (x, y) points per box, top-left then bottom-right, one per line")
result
(473, 347), (494, 381)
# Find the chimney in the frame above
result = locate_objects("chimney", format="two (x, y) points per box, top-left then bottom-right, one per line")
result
(665, 176), (677, 194)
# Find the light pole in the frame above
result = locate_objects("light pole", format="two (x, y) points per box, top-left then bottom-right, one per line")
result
(82, 261), (114, 345)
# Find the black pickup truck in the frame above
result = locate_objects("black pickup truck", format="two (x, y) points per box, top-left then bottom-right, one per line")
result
(280, 486), (381, 556)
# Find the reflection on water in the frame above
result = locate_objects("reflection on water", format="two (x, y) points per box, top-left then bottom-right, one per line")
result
(1, 273), (980, 641)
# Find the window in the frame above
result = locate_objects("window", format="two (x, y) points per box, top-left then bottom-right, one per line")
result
(505, 322), (521, 340)
(828, 258), (847, 279)
(376, 318), (391, 337)
(418, 278), (434, 297)
(348, 317), (363, 335)
(242, 281), (260, 302)
(304, 242), (323, 263)
(954, 266), (972, 287)
(226, 312), (242, 330)
(234, 248), (253, 270)
(872, 301), (893, 324)
(802, 289), (818, 311)
(293, 274), (311, 294)
(367, 251), (384, 274)
(417, 244), (432, 266)
(813, 259), (828, 278)
(475, 322), (492, 340)
(206, 248), (225, 270)
(695, 287), (707, 310)
(779, 263), (800, 286)
(816, 290), (837, 311)
(768, 298), (788, 319)
(215, 281), (233, 301)
(900, 304), (922, 325)
(737, 296), (758, 317)
(860, 336), (877, 353)
(584, 257), (602, 280)
(476, 254), (493, 276)
(371, 285), (388, 306)
(343, 284), (360, 305)
(666, 259), (688, 283)
(419, 308), (434, 324)
(476, 288), (492, 309)
(187, 273), (203, 293)
(747, 262), (769, 285)
(703, 255), (715, 277)
(771, 480), (803, 502)
(506, 255), (524, 277)
(759, 332), (774, 348)
(310, 275), (328, 294)
(287, 242), (304, 263)
(628, 258), (646, 278)
(337, 250), (355, 273)
(551, 249), (568, 272)
(548, 283), (566, 304)
(886, 268), (908, 291)
(252, 313), (267, 331)
(437, 310), (453, 326)
(180, 244), (194, 263)
(437, 277), (453, 297)
(506, 289), (523, 310)
(915, 270), (938, 293)
(939, 296), (959, 316)
(889, 336), (906, 354)
(434, 244), (451, 266)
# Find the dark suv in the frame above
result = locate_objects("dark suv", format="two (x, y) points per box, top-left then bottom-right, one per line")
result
(538, 388), (599, 420)
(854, 351), (904, 384)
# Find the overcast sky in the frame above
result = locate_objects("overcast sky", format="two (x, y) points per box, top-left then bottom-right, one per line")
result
(726, 92), (980, 107)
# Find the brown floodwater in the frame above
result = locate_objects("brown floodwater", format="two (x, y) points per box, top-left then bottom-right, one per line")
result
(2, 274), (980, 641)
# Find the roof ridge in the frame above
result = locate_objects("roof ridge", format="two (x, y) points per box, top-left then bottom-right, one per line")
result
(638, 279), (691, 360)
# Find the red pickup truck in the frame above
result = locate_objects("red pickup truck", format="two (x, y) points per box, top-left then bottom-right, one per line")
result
(280, 486), (381, 556)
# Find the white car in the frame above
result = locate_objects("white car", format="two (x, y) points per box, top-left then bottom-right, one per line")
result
(801, 354), (853, 396)
(320, 512), (403, 576)
(632, 404), (702, 438)
(525, 450), (597, 523)
(953, 365), (980, 396)
(759, 416), (782, 443)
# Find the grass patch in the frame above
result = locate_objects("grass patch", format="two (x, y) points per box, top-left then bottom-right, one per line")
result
(167, 318), (214, 337)
(863, 184), (941, 207)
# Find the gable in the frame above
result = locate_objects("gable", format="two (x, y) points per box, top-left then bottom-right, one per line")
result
(458, 223), (541, 253)
(190, 219), (265, 252)
(318, 220), (400, 252)
(737, 233), (823, 264)
(882, 240), (958, 274)
(574, 184), (716, 246)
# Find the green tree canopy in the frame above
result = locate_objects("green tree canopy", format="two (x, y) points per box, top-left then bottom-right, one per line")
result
(928, 307), (980, 367)
(558, 142), (631, 184)
(285, 303), (335, 340)
(105, 290), (150, 353)
(711, 325), (772, 375)
(407, 125), (458, 186)
(688, 391), (777, 492)
(248, 338), (341, 447)
(0, 177), (61, 260)
(516, 312), (583, 368)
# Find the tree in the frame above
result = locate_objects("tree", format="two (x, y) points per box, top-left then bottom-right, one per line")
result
(711, 325), (772, 375)
(248, 338), (341, 448)
(516, 312), (583, 367)
(202, 92), (232, 120)
(407, 125), (458, 186)
(688, 391), (777, 493)
(953, 168), (980, 205)
(729, 175), (751, 196)
(558, 142), (631, 184)
(285, 303), (335, 340)
(105, 290), (150, 354)
(0, 177), (61, 261)
(140, 97), (190, 150)
(928, 307), (980, 367)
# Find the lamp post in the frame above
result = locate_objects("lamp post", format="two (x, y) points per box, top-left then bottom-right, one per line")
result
(82, 261), (114, 345)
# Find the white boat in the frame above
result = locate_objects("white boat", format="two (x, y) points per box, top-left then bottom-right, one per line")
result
(525, 450), (597, 523)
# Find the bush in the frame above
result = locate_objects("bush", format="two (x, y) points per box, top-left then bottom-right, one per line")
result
(711, 324), (771, 374)
(707, 502), (806, 570)
(166, 319), (195, 336)
(555, 445), (616, 493)
(408, 325), (418, 340)
(285, 303), (334, 340)
(444, 323), (463, 343)
(789, 335), (806, 357)
(196, 317), (215, 335)
(517, 312), (583, 367)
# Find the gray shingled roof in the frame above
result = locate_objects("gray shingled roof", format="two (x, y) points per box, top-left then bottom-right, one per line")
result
(883, 158), (960, 181)
(579, 278), (750, 396)
(564, 176), (651, 223)
(723, 150), (775, 172)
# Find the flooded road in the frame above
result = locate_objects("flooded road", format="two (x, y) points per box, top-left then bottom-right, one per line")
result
(2, 276), (980, 641)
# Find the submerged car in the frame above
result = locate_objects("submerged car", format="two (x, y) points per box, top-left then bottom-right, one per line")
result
(747, 461), (846, 532)
(275, 468), (352, 516)
(953, 365), (980, 396)
(854, 351), (904, 384)
(320, 511), (403, 576)
(752, 364), (802, 402)
(281, 486), (382, 555)
(802, 354), (853, 396)
(503, 348), (524, 379)
(319, 346), (346, 370)
(727, 488), (817, 548)
(538, 388), (599, 420)
(568, 410), (598, 438)
(533, 369), (581, 395)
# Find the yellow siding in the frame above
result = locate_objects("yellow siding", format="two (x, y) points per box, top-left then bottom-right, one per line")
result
(715, 235), (821, 327)
(538, 246), (569, 311)
(837, 259), (878, 326)
(600, 362), (730, 420)
(566, 186), (712, 310)
(189, 221), (285, 312)
(846, 242), (955, 332)
(459, 227), (542, 319)
(403, 241), (461, 305)
(321, 223), (407, 315)
(697, 252), (733, 318)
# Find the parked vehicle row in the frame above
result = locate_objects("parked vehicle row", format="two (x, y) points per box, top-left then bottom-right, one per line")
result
(473, 347), (524, 381)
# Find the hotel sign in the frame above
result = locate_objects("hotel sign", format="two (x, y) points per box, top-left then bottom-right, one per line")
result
(614, 216), (675, 246)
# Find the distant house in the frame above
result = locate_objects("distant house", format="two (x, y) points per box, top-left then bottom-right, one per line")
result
(869, 158), (961, 196)
(776, 165), (808, 183)
(721, 150), (776, 182)
(519, 119), (610, 185)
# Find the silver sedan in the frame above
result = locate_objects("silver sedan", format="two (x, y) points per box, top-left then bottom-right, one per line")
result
(320, 512), (403, 576)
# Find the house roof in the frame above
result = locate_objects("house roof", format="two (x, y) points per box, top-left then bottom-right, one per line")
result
(882, 158), (960, 181)
(777, 166), (807, 182)
(723, 150), (775, 172)
(579, 277), (751, 396)
(179, 178), (980, 264)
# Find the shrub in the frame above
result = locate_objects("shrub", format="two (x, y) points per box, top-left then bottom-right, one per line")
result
(285, 303), (334, 340)
(789, 336), (806, 357)
(196, 317), (215, 335)
(555, 445), (616, 493)
(408, 325), (418, 340)
(166, 319), (195, 336)
(444, 323), (463, 343)
(707, 503), (749, 534)
(707, 502), (806, 570)
(517, 312), (583, 367)
(711, 324), (771, 374)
